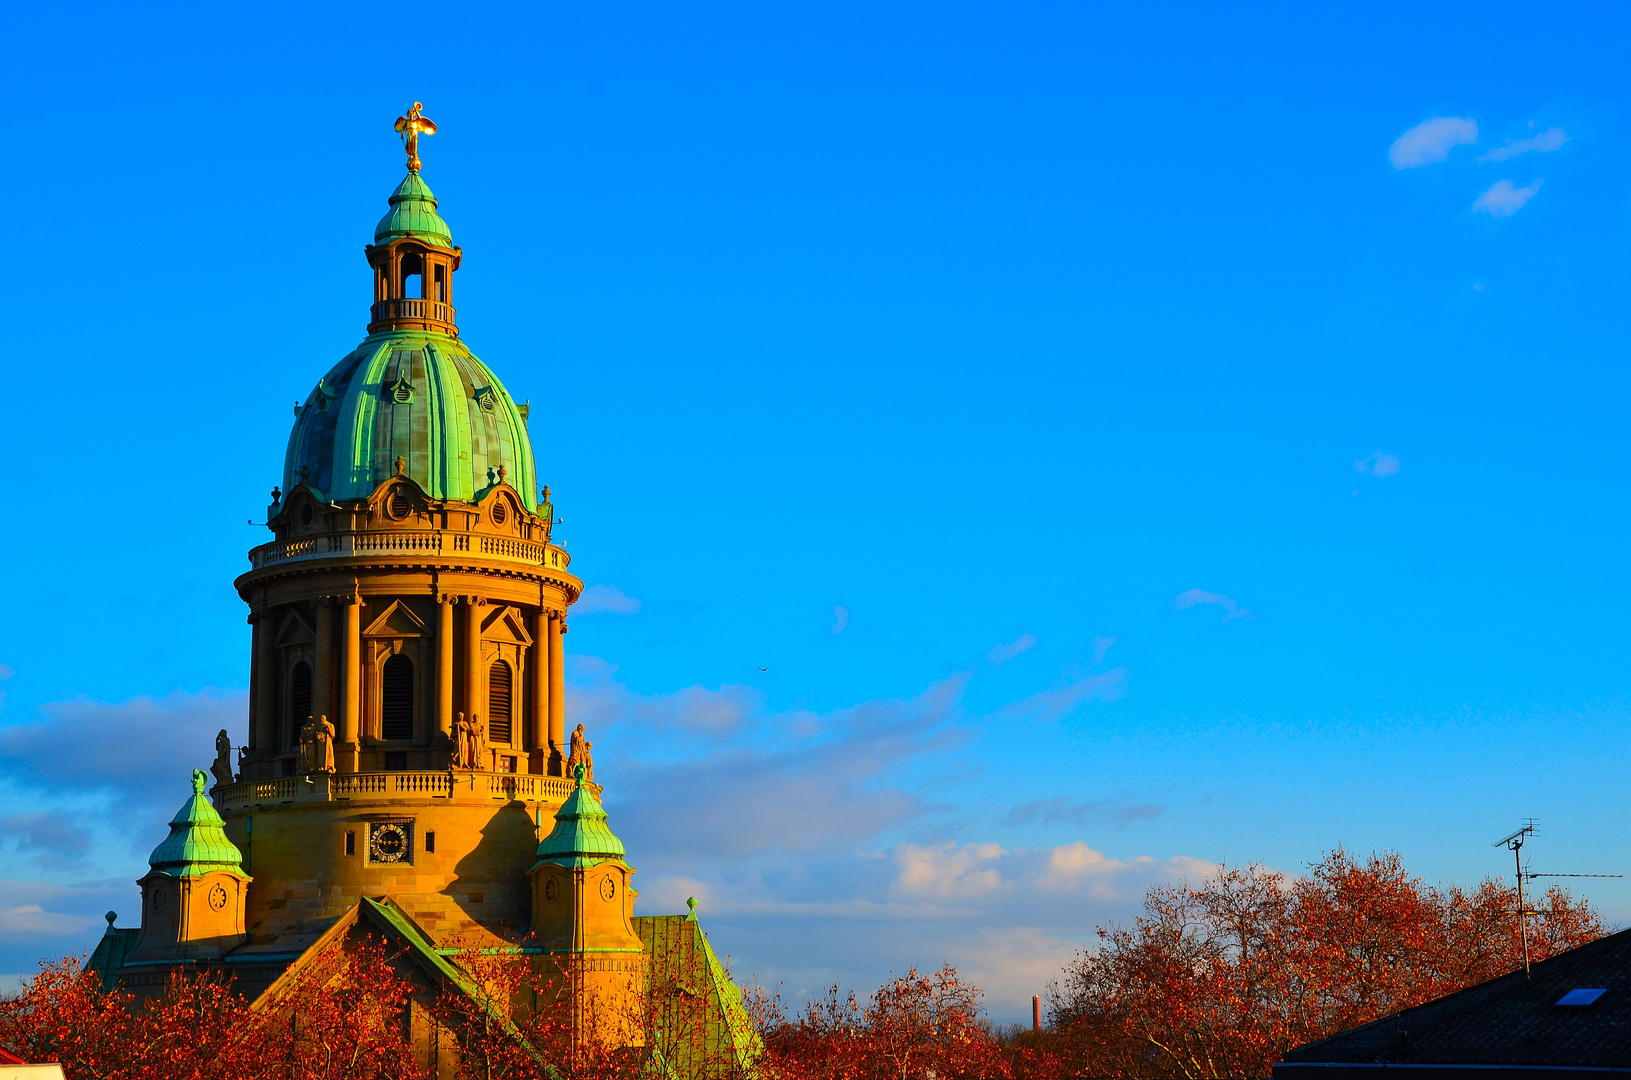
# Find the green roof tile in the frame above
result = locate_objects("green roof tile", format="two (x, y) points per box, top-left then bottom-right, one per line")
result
(147, 770), (249, 878)
(284, 329), (537, 511)
(533, 764), (626, 870)
(374, 171), (454, 248)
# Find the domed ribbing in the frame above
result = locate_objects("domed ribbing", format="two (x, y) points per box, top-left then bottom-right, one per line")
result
(148, 771), (248, 878)
(284, 330), (537, 511)
(375, 172), (453, 249)
(534, 766), (626, 869)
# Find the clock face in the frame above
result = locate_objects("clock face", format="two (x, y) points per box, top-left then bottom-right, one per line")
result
(369, 822), (412, 864)
(600, 876), (616, 902)
(208, 884), (228, 911)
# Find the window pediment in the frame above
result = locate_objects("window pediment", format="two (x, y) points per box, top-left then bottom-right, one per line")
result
(364, 600), (428, 638)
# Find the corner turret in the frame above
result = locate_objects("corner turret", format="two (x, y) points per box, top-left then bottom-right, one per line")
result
(124, 771), (251, 973)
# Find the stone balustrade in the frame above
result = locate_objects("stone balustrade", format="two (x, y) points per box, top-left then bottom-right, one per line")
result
(247, 530), (571, 572)
(213, 770), (591, 809)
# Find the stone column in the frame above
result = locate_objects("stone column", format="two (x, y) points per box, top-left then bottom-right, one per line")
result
(255, 612), (277, 761)
(314, 598), (334, 730)
(437, 594), (454, 743)
(247, 616), (260, 752)
(341, 596), (361, 772)
(548, 611), (566, 775)
(464, 597), (485, 747)
(530, 609), (549, 773)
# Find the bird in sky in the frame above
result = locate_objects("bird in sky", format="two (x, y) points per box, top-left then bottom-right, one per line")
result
(758, 667), (768, 672)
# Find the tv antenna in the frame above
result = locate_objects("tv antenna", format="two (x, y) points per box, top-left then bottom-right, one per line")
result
(1492, 819), (1620, 979)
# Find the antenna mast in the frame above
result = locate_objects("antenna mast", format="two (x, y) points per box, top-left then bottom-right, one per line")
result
(1492, 820), (1620, 981)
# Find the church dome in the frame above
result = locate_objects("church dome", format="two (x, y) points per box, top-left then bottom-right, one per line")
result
(284, 329), (537, 510)
(284, 168), (537, 511)
(374, 172), (454, 248)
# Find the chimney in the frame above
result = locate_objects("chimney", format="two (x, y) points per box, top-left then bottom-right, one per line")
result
(1032, 994), (1041, 1033)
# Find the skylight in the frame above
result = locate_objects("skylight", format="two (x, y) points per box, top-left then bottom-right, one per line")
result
(1556, 988), (1607, 1006)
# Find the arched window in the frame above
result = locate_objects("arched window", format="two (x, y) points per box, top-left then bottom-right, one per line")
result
(382, 655), (414, 741)
(289, 661), (312, 748)
(488, 660), (513, 745)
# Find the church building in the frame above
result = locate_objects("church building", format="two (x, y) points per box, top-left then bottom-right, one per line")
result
(87, 105), (758, 1077)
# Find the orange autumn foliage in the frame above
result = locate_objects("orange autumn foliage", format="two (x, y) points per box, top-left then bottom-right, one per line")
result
(750, 964), (1008, 1080)
(0, 851), (1605, 1080)
(1045, 849), (1606, 1079)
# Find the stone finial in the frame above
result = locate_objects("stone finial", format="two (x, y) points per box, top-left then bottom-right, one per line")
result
(395, 455), (406, 476)
(299, 466), (310, 483)
(270, 486), (282, 504)
(191, 769), (208, 795)
(497, 464), (507, 483)
(687, 896), (698, 919)
(104, 911), (117, 927)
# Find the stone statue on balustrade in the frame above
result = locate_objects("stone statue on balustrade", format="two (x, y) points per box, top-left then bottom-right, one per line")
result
(568, 723), (593, 781)
(299, 715), (335, 774)
(453, 712), (470, 768)
(467, 713), (484, 772)
(209, 729), (235, 790)
(454, 711), (484, 770)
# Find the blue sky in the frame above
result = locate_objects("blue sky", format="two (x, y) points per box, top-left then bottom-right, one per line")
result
(2, 1), (1630, 1019)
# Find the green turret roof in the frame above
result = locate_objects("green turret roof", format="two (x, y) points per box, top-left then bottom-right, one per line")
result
(533, 765), (626, 869)
(375, 171), (454, 249)
(147, 770), (248, 878)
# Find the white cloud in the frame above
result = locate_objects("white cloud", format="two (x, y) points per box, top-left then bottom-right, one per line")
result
(1173, 588), (1252, 623)
(986, 633), (1036, 665)
(1354, 450), (1401, 478)
(831, 605), (849, 635)
(0, 879), (137, 973)
(993, 669), (1126, 722)
(894, 843), (1008, 898)
(1390, 117), (1478, 168)
(1480, 127), (1567, 162)
(0, 665), (14, 681)
(0, 905), (98, 936)
(575, 584), (642, 616)
(1473, 178), (1542, 218)
(0, 689), (244, 816)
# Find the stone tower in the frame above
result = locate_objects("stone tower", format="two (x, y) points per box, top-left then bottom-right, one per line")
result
(122, 771), (252, 989)
(529, 763), (646, 1044)
(213, 122), (586, 968)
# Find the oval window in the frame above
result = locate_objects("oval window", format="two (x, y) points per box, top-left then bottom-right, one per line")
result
(491, 502), (507, 525)
(300, 503), (314, 526)
(389, 488), (411, 519)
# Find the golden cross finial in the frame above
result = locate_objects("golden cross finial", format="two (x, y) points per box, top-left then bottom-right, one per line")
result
(394, 102), (438, 173)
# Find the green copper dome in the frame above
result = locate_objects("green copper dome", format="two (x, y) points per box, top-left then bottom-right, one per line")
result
(284, 330), (537, 510)
(534, 765), (626, 870)
(148, 771), (248, 878)
(375, 172), (453, 249)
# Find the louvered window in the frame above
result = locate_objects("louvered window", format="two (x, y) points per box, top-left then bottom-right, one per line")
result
(289, 661), (312, 747)
(382, 655), (414, 741)
(488, 661), (512, 745)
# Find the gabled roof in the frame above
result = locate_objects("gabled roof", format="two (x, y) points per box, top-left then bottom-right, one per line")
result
(251, 896), (486, 1012)
(83, 915), (141, 991)
(635, 900), (763, 1079)
(1277, 926), (1631, 1077)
